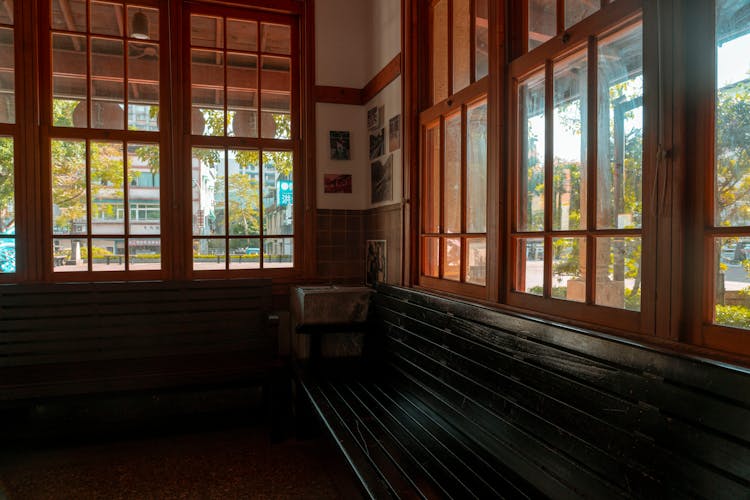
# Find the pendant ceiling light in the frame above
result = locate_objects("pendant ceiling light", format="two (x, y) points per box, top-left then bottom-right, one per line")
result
(132, 10), (149, 40)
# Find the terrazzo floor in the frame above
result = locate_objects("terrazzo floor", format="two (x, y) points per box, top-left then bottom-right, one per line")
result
(0, 425), (361, 499)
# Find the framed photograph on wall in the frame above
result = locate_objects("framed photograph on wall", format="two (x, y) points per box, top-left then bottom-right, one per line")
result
(323, 173), (353, 193)
(329, 131), (350, 160)
(365, 240), (386, 286)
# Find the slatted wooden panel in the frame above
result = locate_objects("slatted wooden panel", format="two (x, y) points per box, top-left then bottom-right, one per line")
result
(0, 279), (276, 401)
(370, 284), (750, 499)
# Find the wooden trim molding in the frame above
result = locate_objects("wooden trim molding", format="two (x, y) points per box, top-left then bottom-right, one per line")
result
(314, 53), (402, 105)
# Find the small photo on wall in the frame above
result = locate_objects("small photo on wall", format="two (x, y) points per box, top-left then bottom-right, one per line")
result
(324, 173), (353, 193)
(366, 104), (384, 131)
(329, 131), (350, 160)
(369, 128), (385, 160)
(389, 115), (401, 152)
(365, 239), (386, 286)
(371, 154), (393, 204)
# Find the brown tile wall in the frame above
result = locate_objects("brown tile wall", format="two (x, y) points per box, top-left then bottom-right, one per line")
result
(316, 209), (365, 284)
(364, 203), (402, 285)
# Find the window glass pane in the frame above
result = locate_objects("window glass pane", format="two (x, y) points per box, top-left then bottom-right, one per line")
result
(424, 124), (440, 233)
(262, 151), (293, 236)
(595, 236), (641, 311)
(191, 15), (223, 48)
(92, 237), (125, 271)
(129, 237), (160, 270)
(52, 139), (87, 235)
(91, 38), (124, 129)
(128, 143), (159, 235)
(715, 236), (750, 329)
(514, 237), (544, 295)
(192, 148), (225, 236)
(127, 6), (159, 41)
(128, 42), (159, 131)
(565, 0), (598, 29)
(0, 0), (13, 24)
(519, 71), (545, 232)
(53, 238), (87, 272)
(90, 141), (124, 235)
(230, 237), (260, 269)
(529, 0), (555, 51)
(228, 53), (258, 138)
(597, 24), (643, 230)
(193, 238), (225, 271)
(466, 238), (486, 286)
(715, 0), (750, 227)
(444, 237), (461, 281)
(432, 0), (448, 104)
(467, 100), (487, 233)
(0, 27), (14, 124)
(191, 49), (225, 136)
(227, 19), (257, 52)
(444, 113), (461, 233)
(51, 0), (86, 32)
(264, 237), (293, 268)
(90, 1), (122, 37)
(423, 237), (440, 277)
(475, 0), (488, 80)
(552, 237), (586, 302)
(260, 56), (291, 139)
(453, 0), (471, 93)
(0, 237), (14, 273)
(554, 51), (587, 231)
(260, 23), (290, 55)
(0, 137), (13, 235)
(52, 34), (87, 127)
(228, 149), (260, 235)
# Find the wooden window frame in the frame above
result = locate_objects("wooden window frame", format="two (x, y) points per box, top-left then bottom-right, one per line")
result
(185, 3), (302, 279)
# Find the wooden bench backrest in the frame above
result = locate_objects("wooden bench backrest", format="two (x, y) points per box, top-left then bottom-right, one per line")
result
(370, 284), (750, 499)
(0, 279), (274, 368)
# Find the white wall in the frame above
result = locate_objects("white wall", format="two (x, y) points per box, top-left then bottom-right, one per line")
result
(367, 0), (401, 78)
(315, 0), (369, 88)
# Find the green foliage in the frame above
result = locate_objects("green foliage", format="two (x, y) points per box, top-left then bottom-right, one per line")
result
(716, 81), (750, 226)
(715, 304), (750, 329)
(0, 137), (14, 233)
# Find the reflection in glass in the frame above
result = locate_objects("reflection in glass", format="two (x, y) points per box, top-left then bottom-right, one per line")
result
(475, 0), (488, 80)
(714, 236), (750, 329)
(90, 141), (124, 235)
(0, 27), (14, 124)
(444, 237), (461, 281)
(597, 24), (643, 230)
(528, 0), (555, 51)
(53, 238), (88, 272)
(51, 0), (85, 32)
(262, 151), (293, 236)
(52, 139), (87, 235)
(90, 1), (123, 36)
(228, 19), (257, 52)
(423, 237), (440, 277)
(192, 148), (225, 236)
(261, 56), (291, 139)
(467, 100), (487, 233)
(230, 238), (260, 269)
(554, 52), (587, 231)
(191, 15), (223, 48)
(129, 238), (161, 271)
(128, 42), (160, 131)
(519, 72), (545, 232)
(52, 34), (87, 127)
(595, 236), (641, 311)
(715, 0), (750, 227)
(466, 238), (486, 286)
(92, 238), (125, 271)
(515, 238), (544, 295)
(261, 23), (291, 54)
(565, 0), (599, 29)
(91, 38), (124, 129)
(193, 238), (225, 271)
(432, 0), (448, 104)
(228, 53), (258, 138)
(128, 143), (160, 235)
(552, 237), (586, 302)
(444, 113), (461, 233)
(424, 124), (440, 233)
(228, 149), (260, 236)
(191, 50), (225, 136)
(453, 0), (471, 93)
(0, 0), (12, 25)
(128, 6), (159, 41)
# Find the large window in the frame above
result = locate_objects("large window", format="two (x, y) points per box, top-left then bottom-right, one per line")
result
(0, 0), (15, 276)
(188, 7), (296, 272)
(420, 0), (489, 297)
(46, 0), (163, 274)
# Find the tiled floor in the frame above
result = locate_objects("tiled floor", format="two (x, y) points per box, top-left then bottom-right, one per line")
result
(0, 426), (361, 499)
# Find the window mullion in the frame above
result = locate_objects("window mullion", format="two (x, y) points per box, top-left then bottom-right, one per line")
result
(543, 60), (553, 298)
(586, 36), (598, 305)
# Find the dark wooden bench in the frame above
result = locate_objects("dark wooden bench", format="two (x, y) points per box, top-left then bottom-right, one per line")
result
(0, 279), (286, 436)
(300, 284), (750, 499)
